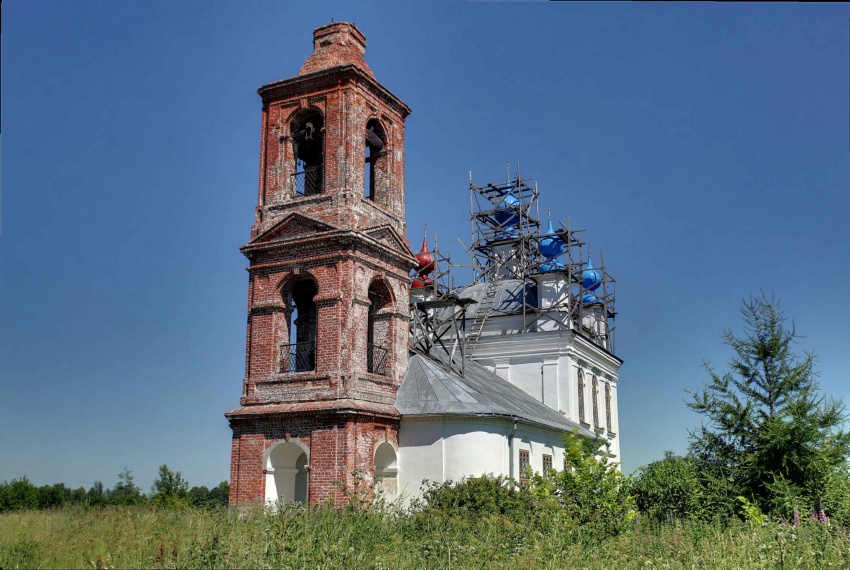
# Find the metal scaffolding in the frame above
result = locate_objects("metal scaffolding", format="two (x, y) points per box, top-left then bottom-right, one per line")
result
(409, 167), (618, 373)
(463, 168), (617, 351)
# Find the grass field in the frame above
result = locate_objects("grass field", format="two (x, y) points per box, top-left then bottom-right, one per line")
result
(2, 504), (850, 569)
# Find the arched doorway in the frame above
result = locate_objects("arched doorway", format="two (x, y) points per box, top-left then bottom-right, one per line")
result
(374, 441), (398, 501)
(266, 442), (309, 504)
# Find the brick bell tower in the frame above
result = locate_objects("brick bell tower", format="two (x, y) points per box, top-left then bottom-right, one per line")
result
(226, 23), (415, 505)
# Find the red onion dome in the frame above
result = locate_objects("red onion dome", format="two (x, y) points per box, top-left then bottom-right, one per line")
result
(416, 236), (435, 276)
(411, 275), (433, 289)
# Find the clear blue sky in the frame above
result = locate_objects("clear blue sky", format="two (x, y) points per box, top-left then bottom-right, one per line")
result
(2, 1), (849, 492)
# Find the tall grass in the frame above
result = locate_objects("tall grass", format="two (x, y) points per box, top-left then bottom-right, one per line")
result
(1, 504), (849, 569)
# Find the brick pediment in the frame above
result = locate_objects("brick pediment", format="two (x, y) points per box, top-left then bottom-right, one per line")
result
(250, 214), (337, 245)
(363, 225), (416, 259)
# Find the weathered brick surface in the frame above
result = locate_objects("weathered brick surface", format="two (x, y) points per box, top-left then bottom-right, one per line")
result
(299, 23), (374, 79)
(229, 413), (399, 505)
(228, 22), (414, 506)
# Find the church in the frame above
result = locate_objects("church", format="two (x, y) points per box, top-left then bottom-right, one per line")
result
(225, 22), (622, 506)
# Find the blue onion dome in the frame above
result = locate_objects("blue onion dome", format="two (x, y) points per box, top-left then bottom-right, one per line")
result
(494, 223), (520, 241)
(539, 260), (565, 273)
(582, 291), (599, 304)
(493, 193), (520, 227)
(582, 256), (602, 291)
(538, 219), (565, 260)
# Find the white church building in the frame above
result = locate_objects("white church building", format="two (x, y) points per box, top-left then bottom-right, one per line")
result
(390, 175), (622, 502)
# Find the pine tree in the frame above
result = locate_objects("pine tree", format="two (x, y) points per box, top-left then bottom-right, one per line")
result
(687, 294), (850, 516)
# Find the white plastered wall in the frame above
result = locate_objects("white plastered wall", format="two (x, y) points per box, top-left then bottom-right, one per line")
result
(397, 416), (568, 503)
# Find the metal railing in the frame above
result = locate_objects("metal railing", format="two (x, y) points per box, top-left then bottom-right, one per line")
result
(291, 167), (322, 197)
(280, 342), (316, 373)
(367, 344), (388, 375)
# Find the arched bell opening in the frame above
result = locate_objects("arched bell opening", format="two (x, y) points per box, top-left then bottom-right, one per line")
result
(367, 278), (393, 375)
(364, 119), (387, 202)
(290, 110), (325, 197)
(280, 277), (318, 373)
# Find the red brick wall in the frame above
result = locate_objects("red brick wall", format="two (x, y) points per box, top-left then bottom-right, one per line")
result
(229, 22), (414, 506)
(253, 55), (410, 239)
(229, 413), (399, 505)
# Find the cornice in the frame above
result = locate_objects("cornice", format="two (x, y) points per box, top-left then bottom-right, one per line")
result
(258, 65), (411, 119)
(470, 329), (621, 378)
(570, 334), (623, 372)
(242, 229), (417, 273)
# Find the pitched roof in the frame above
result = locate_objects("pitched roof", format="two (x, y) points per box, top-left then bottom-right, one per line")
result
(396, 353), (595, 436)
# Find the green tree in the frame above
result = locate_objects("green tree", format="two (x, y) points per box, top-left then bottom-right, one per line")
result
(687, 294), (850, 518)
(87, 481), (108, 506)
(110, 468), (144, 506)
(533, 430), (635, 536)
(0, 477), (39, 512)
(37, 483), (69, 509)
(69, 486), (87, 505)
(209, 480), (230, 508)
(189, 481), (230, 509)
(630, 451), (730, 524)
(189, 485), (211, 508)
(151, 465), (189, 508)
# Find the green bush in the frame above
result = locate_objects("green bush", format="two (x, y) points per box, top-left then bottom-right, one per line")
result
(418, 474), (535, 518)
(822, 467), (850, 527)
(631, 451), (717, 523)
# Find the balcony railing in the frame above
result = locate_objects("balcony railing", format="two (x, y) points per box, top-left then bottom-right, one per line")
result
(291, 167), (322, 197)
(367, 344), (388, 375)
(279, 341), (316, 373)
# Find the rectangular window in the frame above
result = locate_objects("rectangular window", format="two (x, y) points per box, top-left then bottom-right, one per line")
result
(543, 454), (553, 477)
(519, 450), (530, 484)
(605, 383), (612, 432)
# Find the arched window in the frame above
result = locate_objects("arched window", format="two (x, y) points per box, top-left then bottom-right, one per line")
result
(281, 278), (318, 373)
(367, 279), (392, 375)
(290, 110), (324, 197)
(605, 382), (612, 433)
(374, 442), (398, 500)
(577, 370), (586, 424)
(265, 442), (308, 504)
(592, 375), (599, 428)
(364, 119), (387, 201)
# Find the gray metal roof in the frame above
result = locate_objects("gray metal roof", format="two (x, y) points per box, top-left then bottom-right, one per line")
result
(396, 353), (595, 436)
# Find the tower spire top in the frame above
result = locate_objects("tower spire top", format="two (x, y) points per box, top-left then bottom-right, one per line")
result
(299, 22), (374, 78)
